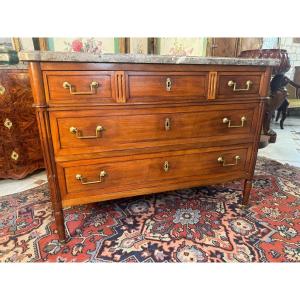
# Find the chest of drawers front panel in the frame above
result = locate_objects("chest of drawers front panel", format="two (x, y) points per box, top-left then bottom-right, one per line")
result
(40, 63), (268, 207)
(57, 144), (252, 206)
(50, 103), (259, 156)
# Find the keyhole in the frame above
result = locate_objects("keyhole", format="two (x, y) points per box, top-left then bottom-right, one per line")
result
(164, 161), (169, 172)
(166, 78), (172, 91)
(165, 118), (171, 131)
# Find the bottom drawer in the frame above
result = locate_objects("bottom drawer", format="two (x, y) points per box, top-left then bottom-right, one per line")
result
(57, 144), (253, 206)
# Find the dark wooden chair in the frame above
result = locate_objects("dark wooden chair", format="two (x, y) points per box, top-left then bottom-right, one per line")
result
(275, 78), (300, 129)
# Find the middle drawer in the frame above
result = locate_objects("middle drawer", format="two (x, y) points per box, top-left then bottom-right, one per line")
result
(50, 103), (260, 157)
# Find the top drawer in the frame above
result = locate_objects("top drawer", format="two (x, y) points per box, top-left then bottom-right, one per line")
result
(43, 71), (116, 103)
(42, 68), (266, 105)
(216, 71), (263, 99)
(126, 71), (208, 103)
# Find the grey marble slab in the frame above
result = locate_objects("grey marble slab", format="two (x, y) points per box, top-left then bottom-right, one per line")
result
(18, 51), (280, 66)
(0, 63), (28, 70)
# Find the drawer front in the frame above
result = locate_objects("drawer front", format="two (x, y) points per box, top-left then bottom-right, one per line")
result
(51, 104), (259, 156)
(126, 71), (208, 102)
(43, 71), (116, 103)
(58, 145), (252, 202)
(217, 72), (263, 98)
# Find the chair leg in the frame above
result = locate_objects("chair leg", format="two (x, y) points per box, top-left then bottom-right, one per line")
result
(280, 110), (287, 129)
(275, 110), (281, 122)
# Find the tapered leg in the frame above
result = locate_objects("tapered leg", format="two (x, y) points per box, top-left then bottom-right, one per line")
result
(242, 179), (252, 205)
(54, 209), (66, 241)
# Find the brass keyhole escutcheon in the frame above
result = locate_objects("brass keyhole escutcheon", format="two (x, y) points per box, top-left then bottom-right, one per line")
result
(165, 118), (171, 131)
(166, 78), (172, 91)
(163, 161), (169, 172)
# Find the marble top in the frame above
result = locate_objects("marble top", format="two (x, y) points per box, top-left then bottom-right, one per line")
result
(0, 63), (28, 70)
(18, 51), (280, 66)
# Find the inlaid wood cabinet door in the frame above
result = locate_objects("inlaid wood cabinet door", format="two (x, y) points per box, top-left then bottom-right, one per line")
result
(0, 68), (44, 179)
(207, 38), (263, 58)
(207, 38), (239, 57)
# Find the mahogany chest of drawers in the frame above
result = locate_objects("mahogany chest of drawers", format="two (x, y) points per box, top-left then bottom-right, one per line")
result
(0, 64), (44, 179)
(22, 52), (276, 241)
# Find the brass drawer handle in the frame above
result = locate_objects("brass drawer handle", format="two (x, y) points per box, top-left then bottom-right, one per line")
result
(4, 118), (13, 129)
(166, 78), (172, 91)
(222, 116), (246, 128)
(63, 81), (99, 95)
(217, 155), (240, 167)
(228, 80), (252, 91)
(76, 170), (107, 185)
(0, 85), (6, 95)
(165, 118), (171, 131)
(163, 161), (169, 172)
(69, 125), (104, 139)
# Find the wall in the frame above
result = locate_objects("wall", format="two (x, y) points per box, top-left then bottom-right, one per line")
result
(279, 37), (300, 79)
(46, 38), (118, 54)
(158, 38), (207, 56)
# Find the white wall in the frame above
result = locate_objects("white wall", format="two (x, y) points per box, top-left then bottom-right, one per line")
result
(279, 38), (300, 79)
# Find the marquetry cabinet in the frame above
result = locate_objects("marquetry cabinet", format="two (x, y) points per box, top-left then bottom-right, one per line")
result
(0, 65), (44, 179)
(22, 52), (277, 241)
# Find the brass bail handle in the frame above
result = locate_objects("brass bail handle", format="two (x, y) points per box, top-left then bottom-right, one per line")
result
(228, 80), (252, 92)
(76, 170), (107, 185)
(217, 155), (240, 167)
(63, 81), (99, 95)
(69, 125), (104, 139)
(223, 116), (246, 128)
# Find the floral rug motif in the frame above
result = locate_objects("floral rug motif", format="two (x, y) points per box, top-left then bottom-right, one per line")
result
(0, 157), (299, 262)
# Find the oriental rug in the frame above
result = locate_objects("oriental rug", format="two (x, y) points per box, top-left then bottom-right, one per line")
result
(0, 157), (299, 262)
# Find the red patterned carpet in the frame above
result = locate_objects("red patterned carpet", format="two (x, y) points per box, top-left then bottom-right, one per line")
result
(0, 157), (299, 262)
